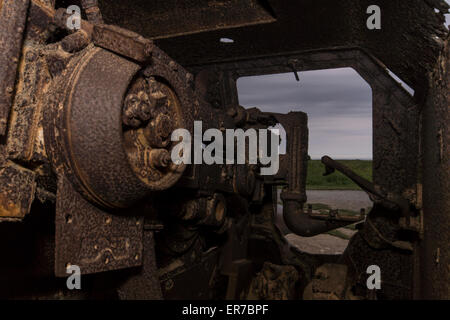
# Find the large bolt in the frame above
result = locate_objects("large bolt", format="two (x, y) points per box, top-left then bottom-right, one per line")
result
(61, 30), (90, 53)
(150, 91), (168, 109)
(156, 114), (173, 140)
(150, 149), (171, 168)
(144, 114), (173, 148)
(123, 92), (152, 127)
(200, 194), (227, 228)
(136, 96), (152, 122)
(123, 94), (142, 127)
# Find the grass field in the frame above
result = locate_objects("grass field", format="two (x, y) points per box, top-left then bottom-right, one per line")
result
(306, 159), (372, 190)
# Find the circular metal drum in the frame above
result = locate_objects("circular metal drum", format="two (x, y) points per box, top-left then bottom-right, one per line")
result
(44, 46), (193, 209)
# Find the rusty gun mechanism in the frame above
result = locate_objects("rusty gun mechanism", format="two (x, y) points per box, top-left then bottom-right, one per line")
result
(0, 0), (428, 300)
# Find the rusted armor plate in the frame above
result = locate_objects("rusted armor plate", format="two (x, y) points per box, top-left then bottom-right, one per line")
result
(55, 176), (144, 277)
(0, 0), (30, 136)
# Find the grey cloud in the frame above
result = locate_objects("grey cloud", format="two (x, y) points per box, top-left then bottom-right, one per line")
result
(237, 68), (373, 159)
(238, 69), (372, 117)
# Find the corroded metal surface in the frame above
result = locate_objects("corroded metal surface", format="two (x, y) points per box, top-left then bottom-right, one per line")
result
(303, 264), (349, 300)
(150, 0), (448, 91)
(200, 48), (420, 201)
(55, 176), (144, 276)
(0, 162), (36, 219)
(159, 246), (220, 299)
(43, 44), (192, 209)
(44, 47), (147, 209)
(81, 0), (103, 25)
(7, 48), (50, 163)
(116, 231), (163, 299)
(420, 32), (450, 299)
(92, 24), (153, 63)
(97, 0), (276, 40)
(0, 0), (30, 136)
(0, 0), (447, 300)
(342, 227), (414, 300)
(245, 262), (299, 300)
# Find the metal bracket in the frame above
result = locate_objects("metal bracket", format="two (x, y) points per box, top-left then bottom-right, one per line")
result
(55, 176), (144, 277)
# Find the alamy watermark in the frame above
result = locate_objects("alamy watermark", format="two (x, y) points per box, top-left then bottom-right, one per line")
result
(367, 5), (381, 30)
(171, 121), (281, 176)
(66, 5), (81, 30)
(366, 265), (381, 290)
(66, 264), (81, 290)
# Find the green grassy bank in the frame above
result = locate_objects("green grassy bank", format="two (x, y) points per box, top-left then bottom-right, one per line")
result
(306, 159), (372, 190)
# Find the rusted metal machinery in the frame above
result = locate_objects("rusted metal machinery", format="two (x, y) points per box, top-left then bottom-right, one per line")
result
(0, 0), (448, 300)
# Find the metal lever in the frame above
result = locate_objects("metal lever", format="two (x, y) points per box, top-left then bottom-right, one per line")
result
(321, 155), (411, 218)
(321, 156), (383, 201)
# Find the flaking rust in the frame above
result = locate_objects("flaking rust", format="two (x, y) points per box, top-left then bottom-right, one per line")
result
(0, 0), (448, 300)
(0, 0), (31, 136)
(0, 162), (36, 219)
(55, 176), (144, 276)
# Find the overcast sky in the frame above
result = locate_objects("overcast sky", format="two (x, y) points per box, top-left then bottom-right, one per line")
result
(237, 5), (449, 160)
(237, 68), (373, 160)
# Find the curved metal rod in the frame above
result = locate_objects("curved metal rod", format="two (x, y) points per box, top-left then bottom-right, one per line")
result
(321, 156), (383, 200)
(321, 155), (408, 215)
(282, 199), (361, 237)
